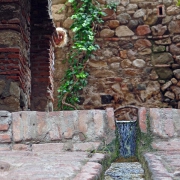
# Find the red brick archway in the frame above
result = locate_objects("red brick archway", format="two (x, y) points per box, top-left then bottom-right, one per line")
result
(0, 0), (56, 111)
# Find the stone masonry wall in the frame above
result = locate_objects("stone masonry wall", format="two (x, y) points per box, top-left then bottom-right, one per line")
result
(0, 108), (115, 151)
(52, 0), (180, 110)
(0, 0), (31, 111)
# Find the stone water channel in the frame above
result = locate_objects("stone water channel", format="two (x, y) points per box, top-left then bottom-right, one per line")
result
(104, 107), (145, 180)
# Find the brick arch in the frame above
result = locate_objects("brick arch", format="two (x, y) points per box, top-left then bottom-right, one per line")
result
(0, 0), (56, 112)
(30, 0), (56, 111)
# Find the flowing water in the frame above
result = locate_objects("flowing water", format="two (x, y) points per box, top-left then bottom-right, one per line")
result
(116, 120), (137, 158)
(104, 120), (145, 180)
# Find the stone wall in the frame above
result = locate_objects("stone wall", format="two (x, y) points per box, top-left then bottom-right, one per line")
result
(52, 0), (180, 110)
(0, 0), (31, 111)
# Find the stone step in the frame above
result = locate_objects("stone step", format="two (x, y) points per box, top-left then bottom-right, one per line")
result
(104, 162), (145, 180)
(144, 151), (180, 180)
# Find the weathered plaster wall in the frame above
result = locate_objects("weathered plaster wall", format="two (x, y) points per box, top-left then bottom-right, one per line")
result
(52, 0), (180, 110)
(0, 0), (31, 111)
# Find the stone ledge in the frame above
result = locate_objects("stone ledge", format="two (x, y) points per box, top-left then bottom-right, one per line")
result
(0, 149), (106, 180)
(0, 109), (116, 151)
(144, 151), (180, 180)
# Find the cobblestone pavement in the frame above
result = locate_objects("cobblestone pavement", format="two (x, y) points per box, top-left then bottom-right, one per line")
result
(104, 162), (145, 180)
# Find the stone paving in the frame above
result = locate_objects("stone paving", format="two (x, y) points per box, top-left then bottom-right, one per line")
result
(0, 109), (115, 180)
(0, 143), (106, 180)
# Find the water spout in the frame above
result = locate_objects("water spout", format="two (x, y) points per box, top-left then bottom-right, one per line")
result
(116, 120), (137, 158)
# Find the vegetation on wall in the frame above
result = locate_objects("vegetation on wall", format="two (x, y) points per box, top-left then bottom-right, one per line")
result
(58, 0), (115, 110)
(177, 0), (180, 6)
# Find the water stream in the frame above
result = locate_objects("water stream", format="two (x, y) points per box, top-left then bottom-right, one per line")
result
(116, 121), (137, 158)
(104, 119), (145, 180)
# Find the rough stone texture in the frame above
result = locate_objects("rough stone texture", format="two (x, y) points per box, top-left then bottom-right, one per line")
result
(0, 0), (56, 112)
(51, 0), (180, 110)
(151, 24), (167, 36)
(136, 25), (151, 36)
(132, 59), (146, 68)
(115, 26), (134, 37)
(100, 29), (115, 38)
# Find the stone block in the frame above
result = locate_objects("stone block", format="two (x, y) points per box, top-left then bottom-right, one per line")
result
(134, 39), (152, 49)
(150, 108), (175, 138)
(12, 111), (37, 142)
(152, 139), (180, 151)
(0, 134), (11, 143)
(136, 25), (151, 36)
(138, 107), (147, 133)
(100, 29), (115, 38)
(74, 162), (102, 180)
(32, 143), (64, 152)
(106, 108), (115, 131)
(0, 145), (11, 151)
(78, 110), (89, 134)
(93, 110), (105, 137)
(0, 111), (11, 123)
(51, 4), (66, 22)
(0, 124), (9, 131)
(12, 144), (31, 151)
(9, 82), (20, 99)
(73, 142), (101, 151)
(106, 20), (119, 29)
(0, 31), (22, 47)
(62, 111), (78, 139)
(115, 26), (134, 37)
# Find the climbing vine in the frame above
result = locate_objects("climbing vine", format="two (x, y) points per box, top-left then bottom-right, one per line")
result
(58, 0), (116, 110)
(177, 0), (180, 6)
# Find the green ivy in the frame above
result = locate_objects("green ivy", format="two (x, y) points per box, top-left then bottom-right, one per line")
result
(58, 0), (116, 110)
(177, 0), (180, 6)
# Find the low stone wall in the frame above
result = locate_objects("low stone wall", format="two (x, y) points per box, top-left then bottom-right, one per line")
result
(0, 108), (115, 151)
(139, 107), (180, 151)
(138, 108), (180, 179)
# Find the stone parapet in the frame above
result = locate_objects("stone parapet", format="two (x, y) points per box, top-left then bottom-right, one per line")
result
(0, 108), (115, 151)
